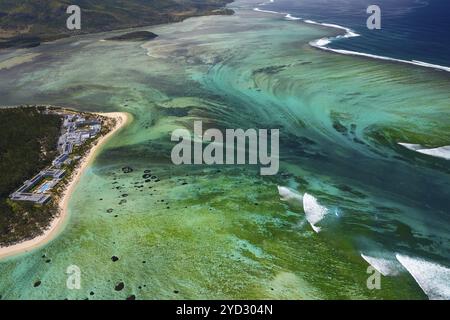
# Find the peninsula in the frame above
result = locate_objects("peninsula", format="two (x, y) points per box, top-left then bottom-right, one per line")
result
(0, 106), (129, 259)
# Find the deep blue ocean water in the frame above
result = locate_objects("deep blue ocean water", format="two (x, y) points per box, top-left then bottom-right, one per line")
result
(260, 0), (450, 68)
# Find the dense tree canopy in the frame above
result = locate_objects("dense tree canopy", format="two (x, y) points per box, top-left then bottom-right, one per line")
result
(0, 0), (233, 48)
(0, 107), (61, 245)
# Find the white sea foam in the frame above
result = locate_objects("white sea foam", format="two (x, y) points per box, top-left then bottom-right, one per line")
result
(417, 146), (450, 160)
(305, 20), (361, 39)
(252, 3), (450, 73)
(398, 142), (450, 160)
(277, 186), (303, 205)
(398, 142), (423, 151)
(305, 20), (361, 53)
(303, 193), (328, 233)
(253, 8), (284, 15)
(313, 38), (331, 47)
(310, 45), (450, 73)
(396, 254), (450, 300)
(277, 187), (328, 232)
(361, 254), (401, 276)
(285, 14), (301, 21)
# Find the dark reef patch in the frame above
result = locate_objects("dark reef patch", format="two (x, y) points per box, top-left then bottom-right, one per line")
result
(122, 167), (134, 173)
(106, 31), (158, 42)
(115, 282), (125, 291)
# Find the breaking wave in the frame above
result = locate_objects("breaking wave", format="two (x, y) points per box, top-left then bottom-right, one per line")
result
(302, 193), (328, 233)
(277, 187), (328, 233)
(277, 186), (303, 205)
(361, 253), (402, 276)
(396, 254), (450, 300)
(399, 142), (450, 160)
(253, 1), (450, 73)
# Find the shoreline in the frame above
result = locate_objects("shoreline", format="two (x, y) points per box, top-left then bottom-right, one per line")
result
(0, 111), (131, 261)
(0, 6), (234, 51)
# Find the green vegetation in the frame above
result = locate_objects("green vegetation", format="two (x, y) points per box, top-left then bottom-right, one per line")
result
(105, 31), (158, 42)
(0, 106), (61, 246)
(0, 0), (233, 48)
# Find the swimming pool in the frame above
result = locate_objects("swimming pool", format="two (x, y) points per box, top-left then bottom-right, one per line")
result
(36, 181), (53, 194)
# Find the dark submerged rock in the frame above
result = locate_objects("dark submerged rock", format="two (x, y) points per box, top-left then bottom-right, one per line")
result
(106, 31), (158, 42)
(115, 282), (125, 291)
(122, 167), (134, 174)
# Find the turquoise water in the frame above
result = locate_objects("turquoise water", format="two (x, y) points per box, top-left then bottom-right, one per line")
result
(0, 0), (449, 299)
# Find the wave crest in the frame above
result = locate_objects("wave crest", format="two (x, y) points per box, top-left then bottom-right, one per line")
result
(252, 2), (450, 73)
(396, 254), (450, 300)
(303, 193), (328, 233)
(361, 253), (402, 276)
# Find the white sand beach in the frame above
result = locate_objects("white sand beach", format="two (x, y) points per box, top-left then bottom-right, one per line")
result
(0, 112), (131, 260)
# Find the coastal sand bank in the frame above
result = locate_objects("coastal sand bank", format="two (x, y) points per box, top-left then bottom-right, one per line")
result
(0, 112), (131, 260)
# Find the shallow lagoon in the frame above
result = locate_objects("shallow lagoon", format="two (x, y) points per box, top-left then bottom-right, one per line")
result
(0, 1), (449, 299)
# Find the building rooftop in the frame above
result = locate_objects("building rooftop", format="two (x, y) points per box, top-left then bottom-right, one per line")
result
(10, 112), (102, 205)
